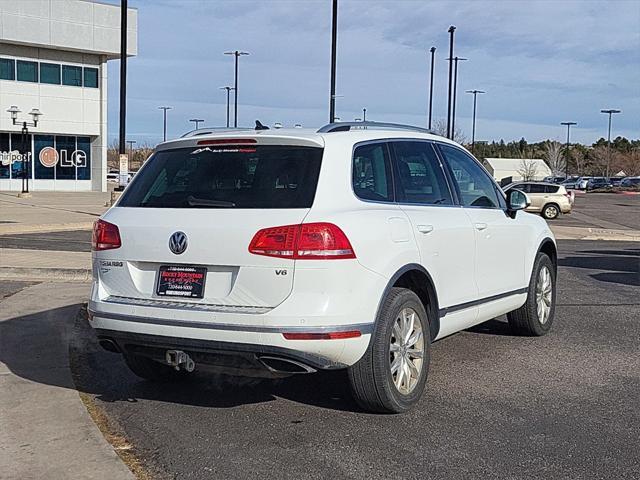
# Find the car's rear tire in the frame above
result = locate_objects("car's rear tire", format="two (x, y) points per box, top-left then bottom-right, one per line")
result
(542, 203), (560, 220)
(123, 353), (191, 382)
(507, 253), (556, 336)
(348, 287), (431, 413)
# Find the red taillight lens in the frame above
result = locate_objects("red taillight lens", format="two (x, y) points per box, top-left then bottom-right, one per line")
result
(282, 330), (362, 340)
(92, 219), (121, 251)
(248, 222), (355, 260)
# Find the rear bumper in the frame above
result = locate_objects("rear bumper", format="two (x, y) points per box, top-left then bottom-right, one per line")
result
(95, 328), (346, 371)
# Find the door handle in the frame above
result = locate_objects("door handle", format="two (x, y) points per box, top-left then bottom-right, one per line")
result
(416, 224), (434, 234)
(475, 222), (488, 231)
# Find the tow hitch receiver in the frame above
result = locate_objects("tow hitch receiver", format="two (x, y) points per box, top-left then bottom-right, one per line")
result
(165, 350), (195, 372)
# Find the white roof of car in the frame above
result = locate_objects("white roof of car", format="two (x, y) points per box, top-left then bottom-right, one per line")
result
(155, 122), (458, 152)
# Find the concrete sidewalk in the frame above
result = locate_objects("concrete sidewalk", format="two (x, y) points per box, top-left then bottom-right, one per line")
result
(0, 282), (134, 480)
(0, 248), (91, 281)
(0, 191), (108, 235)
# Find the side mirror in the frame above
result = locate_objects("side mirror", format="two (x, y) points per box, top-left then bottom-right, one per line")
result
(506, 189), (529, 218)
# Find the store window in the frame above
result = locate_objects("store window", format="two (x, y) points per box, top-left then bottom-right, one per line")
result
(83, 67), (99, 88)
(62, 65), (82, 86)
(0, 133), (9, 178)
(40, 63), (61, 85)
(55, 136), (76, 180)
(17, 61), (38, 82)
(0, 58), (15, 80)
(10, 133), (32, 179)
(34, 135), (56, 179)
(76, 137), (92, 180)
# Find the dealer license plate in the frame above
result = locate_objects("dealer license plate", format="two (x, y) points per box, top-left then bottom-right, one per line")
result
(156, 265), (207, 298)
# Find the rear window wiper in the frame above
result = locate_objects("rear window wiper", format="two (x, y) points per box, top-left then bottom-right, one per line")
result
(187, 195), (236, 207)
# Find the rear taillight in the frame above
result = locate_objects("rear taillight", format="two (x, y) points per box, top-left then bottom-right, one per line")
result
(92, 219), (121, 251)
(249, 222), (355, 260)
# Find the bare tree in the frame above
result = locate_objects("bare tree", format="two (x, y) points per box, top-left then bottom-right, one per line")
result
(432, 118), (467, 145)
(614, 149), (640, 177)
(543, 140), (565, 176)
(517, 158), (539, 181)
(590, 146), (610, 176)
(571, 149), (587, 175)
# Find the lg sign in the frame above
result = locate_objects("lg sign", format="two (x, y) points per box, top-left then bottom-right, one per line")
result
(39, 147), (87, 168)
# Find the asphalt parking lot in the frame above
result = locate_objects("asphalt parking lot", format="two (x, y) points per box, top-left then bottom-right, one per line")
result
(62, 239), (639, 480)
(554, 192), (640, 230)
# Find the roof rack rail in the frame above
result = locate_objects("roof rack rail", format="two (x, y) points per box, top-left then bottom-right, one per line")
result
(180, 127), (254, 138)
(317, 121), (434, 134)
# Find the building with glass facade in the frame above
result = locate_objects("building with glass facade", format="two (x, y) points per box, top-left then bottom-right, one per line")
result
(0, 0), (137, 191)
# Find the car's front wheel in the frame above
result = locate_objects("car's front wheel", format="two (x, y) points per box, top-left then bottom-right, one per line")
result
(348, 287), (431, 413)
(507, 252), (556, 336)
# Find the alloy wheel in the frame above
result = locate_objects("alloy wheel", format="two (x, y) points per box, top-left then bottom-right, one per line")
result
(536, 266), (553, 324)
(389, 307), (425, 395)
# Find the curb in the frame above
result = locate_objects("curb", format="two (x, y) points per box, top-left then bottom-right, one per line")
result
(0, 266), (91, 282)
(0, 222), (95, 236)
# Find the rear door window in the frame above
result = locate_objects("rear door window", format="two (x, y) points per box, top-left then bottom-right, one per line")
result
(118, 145), (323, 208)
(391, 141), (453, 205)
(545, 185), (560, 193)
(528, 184), (546, 193)
(352, 143), (393, 202)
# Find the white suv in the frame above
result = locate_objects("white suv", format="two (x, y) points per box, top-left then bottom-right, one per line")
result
(89, 122), (557, 413)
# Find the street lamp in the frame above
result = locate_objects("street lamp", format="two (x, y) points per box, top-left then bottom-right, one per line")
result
(158, 106), (172, 142)
(450, 56), (467, 138)
(7, 106), (42, 195)
(219, 86), (235, 128)
(600, 109), (621, 177)
(224, 50), (249, 127)
(560, 121), (577, 177)
(126, 140), (136, 161)
(446, 26), (456, 139)
(329, 0), (338, 123)
(465, 90), (485, 155)
(189, 119), (205, 130)
(428, 46), (436, 130)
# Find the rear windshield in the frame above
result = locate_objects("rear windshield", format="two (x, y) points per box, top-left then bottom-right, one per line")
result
(118, 145), (323, 208)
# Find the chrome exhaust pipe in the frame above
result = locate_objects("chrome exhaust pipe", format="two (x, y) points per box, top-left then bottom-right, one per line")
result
(258, 356), (316, 374)
(165, 350), (195, 372)
(98, 339), (120, 353)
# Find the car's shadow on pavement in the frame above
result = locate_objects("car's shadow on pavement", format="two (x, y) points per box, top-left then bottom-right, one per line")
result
(558, 245), (639, 287)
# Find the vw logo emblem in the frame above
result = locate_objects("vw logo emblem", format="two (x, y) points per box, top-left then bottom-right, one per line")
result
(169, 231), (188, 255)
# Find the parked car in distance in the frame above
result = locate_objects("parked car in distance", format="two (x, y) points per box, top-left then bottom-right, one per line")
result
(543, 176), (566, 184)
(586, 177), (613, 191)
(610, 177), (625, 187)
(562, 176), (591, 190)
(89, 121), (558, 413)
(504, 181), (573, 219)
(620, 176), (640, 188)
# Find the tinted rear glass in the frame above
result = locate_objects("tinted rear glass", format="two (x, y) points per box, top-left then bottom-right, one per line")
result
(118, 145), (323, 208)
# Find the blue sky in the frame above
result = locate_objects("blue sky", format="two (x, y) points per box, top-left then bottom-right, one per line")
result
(106, 0), (640, 146)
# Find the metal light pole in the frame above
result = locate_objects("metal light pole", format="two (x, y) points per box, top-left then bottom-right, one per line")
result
(158, 106), (171, 142)
(119, 0), (127, 156)
(428, 46), (436, 130)
(465, 90), (485, 155)
(446, 26), (456, 139)
(600, 109), (621, 177)
(189, 119), (204, 130)
(363, 108), (367, 121)
(560, 121), (577, 177)
(126, 140), (136, 160)
(329, 0), (338, 123)
(224, 50), (249, 128)
(450, 56), (467, 139)
(7, 106), (42, 195)
(219, 86), (234, 128)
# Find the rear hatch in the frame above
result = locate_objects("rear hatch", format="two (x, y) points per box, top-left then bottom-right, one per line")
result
(97, 137), (323, 309)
